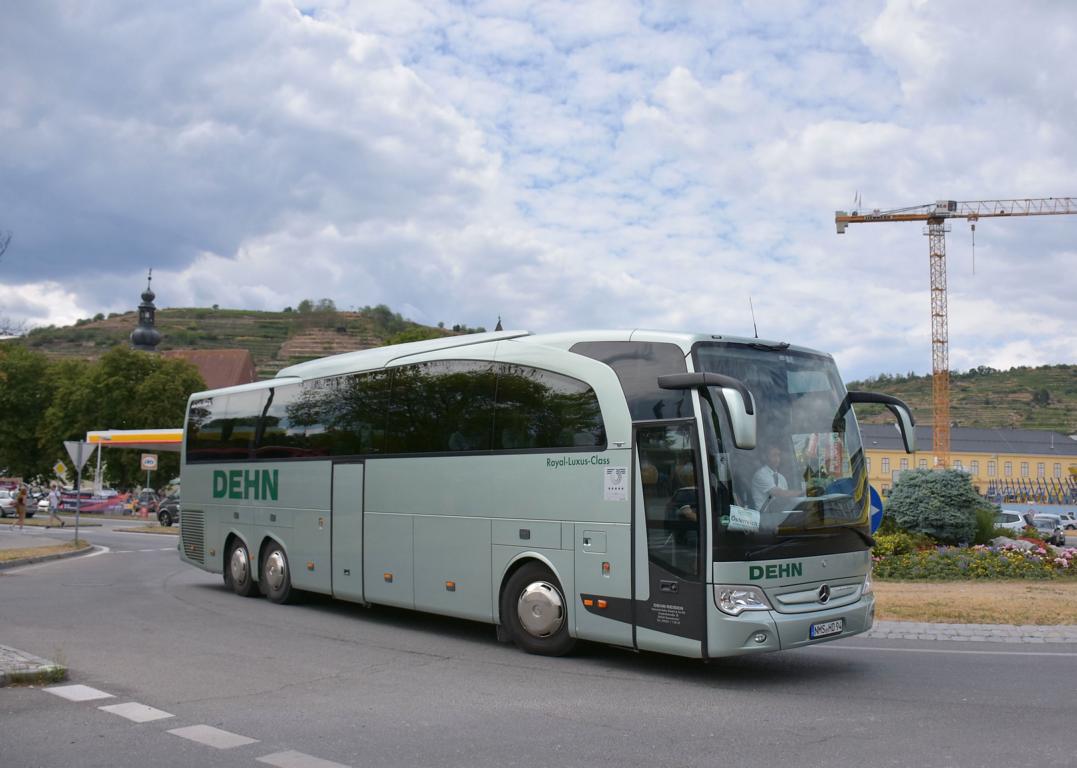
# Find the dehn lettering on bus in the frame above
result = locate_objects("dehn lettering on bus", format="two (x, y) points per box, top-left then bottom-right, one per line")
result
(212, 469), (279, 501)
(546, 454), (611, 469)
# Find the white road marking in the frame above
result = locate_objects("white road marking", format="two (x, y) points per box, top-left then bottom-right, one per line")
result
(99, 702), (174, 723)
(257, 750), (353, 768)
(45, 684), (114, 702)
(167, 724), (259, 749)
(814, 644), (1077, 657)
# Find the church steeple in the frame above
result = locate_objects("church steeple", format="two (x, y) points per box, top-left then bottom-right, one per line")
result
(130, 269), (162, 352)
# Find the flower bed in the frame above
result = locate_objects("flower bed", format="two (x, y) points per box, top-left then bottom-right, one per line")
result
(873, 542), (1076, 581)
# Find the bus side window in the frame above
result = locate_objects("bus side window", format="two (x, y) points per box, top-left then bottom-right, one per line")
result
(385, 361), (497, 454)
(494, 364), (605, 451)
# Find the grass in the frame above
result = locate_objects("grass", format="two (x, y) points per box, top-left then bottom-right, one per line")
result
(0, 540), (90, 564)
(114, 525), (178, 535)
(874, 579), (1077, 625)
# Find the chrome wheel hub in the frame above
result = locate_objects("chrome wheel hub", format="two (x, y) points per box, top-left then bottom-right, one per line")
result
(517, 581), (564, 638)
(230, 546), (250, 585)
(265, 550), (287, 592)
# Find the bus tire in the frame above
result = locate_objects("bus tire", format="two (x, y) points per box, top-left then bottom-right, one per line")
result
(225, 539), (259, 598)
(261, 542), (295, 604)
(500, 561), (575, 656)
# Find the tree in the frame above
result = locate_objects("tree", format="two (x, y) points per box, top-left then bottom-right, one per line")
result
(0, 346), (58, 479)
(39, 348), (204, 488)
(887, 469), (995, 544)
(1031, 388), (1051, 406)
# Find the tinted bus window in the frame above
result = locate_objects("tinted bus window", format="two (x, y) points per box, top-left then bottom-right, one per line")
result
(385, 361), (497, 454)
(258, 371), (391, 459)
(494, 364), (605, 449)
(257, 382), (324, 459)
(571, 341), (689, 421)
(186, 390), (265, 462)
(307, 370), (391, 456)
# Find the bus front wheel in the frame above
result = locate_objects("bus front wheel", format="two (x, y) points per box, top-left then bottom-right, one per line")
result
(500, 562), (575, 656)
(225, 539), (259, 598)
(261, 542), (295, 604)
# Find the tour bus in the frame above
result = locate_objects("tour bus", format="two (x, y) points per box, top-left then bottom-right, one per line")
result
(178, 330), (914, 658)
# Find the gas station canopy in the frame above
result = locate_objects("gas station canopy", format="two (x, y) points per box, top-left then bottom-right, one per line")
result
(86, 428), (183, 453)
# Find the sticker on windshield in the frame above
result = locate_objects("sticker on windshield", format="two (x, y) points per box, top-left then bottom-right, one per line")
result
(727, 505), (760, 533)
(604, 467), (628, 501)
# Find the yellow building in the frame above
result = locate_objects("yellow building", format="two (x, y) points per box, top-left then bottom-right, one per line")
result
(861, 425), (1077, 503)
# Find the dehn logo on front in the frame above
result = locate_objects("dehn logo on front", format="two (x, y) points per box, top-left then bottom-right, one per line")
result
(212, 469), (279, 501)
(748, 562), (803, 580)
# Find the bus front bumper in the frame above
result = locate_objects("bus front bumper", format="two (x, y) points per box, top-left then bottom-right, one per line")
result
(706, 595), (875, 657)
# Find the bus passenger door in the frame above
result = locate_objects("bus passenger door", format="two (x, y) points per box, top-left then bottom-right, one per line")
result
(331, 462), (364, 602)
(634, 422), (706, 657)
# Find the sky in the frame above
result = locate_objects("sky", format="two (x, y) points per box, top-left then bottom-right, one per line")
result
(2, 0), (1075, 381)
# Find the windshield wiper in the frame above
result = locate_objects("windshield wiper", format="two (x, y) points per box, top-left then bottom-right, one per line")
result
(743, 535), (817, 561)
(742, 526), (874, 561)
(748, 341), (790, 352)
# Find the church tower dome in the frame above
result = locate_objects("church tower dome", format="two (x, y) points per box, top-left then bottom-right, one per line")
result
(130, 269), (162, 351)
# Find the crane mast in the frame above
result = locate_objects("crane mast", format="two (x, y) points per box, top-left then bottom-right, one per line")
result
(835, 197), (1077, 468)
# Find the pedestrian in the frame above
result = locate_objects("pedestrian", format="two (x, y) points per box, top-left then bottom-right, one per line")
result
(14, 485), (28, 531)
(46, 483), (65, 528)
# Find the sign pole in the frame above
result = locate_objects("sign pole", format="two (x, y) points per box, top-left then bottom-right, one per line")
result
(64, 441), (97, 545)
(94, 445), (103, 495)
(74, 444), (82, 543)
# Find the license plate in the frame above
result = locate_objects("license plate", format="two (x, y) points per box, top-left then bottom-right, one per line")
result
(809, 619), (844, 639)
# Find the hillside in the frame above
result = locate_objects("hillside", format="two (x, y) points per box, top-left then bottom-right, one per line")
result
(847, 365), (1077, 434)
(6, 311), (1074, 433)
(7, 305), (461, 378)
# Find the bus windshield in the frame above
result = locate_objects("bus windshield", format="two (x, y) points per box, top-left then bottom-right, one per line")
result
(694, 342), (869, 562)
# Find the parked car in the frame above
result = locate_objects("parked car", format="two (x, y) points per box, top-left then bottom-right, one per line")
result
(994, 510), (1027, 535)
(1055, 512), (1077, 531)
(0, 489), (16, 517)
(157, 494), (180, 527)
(0, 488), (34, 518)
(1031, 515), (1066, 546)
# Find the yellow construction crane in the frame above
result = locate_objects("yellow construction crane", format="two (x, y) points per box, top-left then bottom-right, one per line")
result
(835, 197), (1077, 467)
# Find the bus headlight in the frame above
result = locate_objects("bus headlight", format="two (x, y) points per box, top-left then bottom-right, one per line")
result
(714, 585), (772, 616)
(862, 567), (874, 597)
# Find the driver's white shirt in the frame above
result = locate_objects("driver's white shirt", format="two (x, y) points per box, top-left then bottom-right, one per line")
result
(752, 464), (788, 508)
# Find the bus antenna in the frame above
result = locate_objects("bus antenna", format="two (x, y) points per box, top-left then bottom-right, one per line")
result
(749, 297), (759, 338)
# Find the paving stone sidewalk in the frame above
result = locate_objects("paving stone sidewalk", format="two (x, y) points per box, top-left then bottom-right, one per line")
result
(866, 620), (1077, 643)
(0, 645), (66, 686)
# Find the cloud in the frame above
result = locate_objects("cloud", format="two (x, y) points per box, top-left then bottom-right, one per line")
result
(0, 0), (1074, 384)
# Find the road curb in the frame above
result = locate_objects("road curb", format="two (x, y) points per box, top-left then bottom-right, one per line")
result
(0, 645), (67, 687)
(0, 542), (95, 571)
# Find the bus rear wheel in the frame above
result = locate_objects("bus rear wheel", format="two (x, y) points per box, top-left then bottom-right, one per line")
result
(261, 542), (295, 604)
(500, 562), (575, 656)
(225, 539), (259, 597)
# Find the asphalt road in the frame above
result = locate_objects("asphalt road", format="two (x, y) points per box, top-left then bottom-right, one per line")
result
(2, 519), (1075, 768)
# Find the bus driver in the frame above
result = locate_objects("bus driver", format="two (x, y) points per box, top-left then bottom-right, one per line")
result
(751, 445), (800, 509)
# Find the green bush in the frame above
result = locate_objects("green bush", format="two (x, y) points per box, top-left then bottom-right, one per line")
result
(872, 531), (935, 557)
(873, 532), (914, 557)
(973, 506), (1005, 545)
(887, 469), (994, 544)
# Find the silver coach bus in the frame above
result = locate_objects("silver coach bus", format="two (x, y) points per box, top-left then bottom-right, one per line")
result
(178, 329), (914, 658)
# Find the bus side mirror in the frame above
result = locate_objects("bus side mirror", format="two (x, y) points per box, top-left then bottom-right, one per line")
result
(847, 391), (916, 453)
(658, 372), (757, 450)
